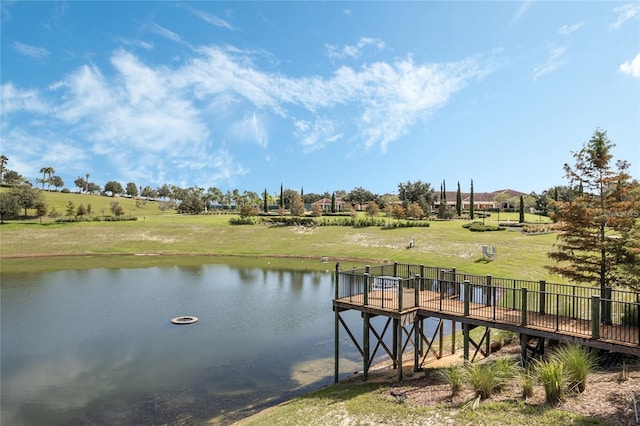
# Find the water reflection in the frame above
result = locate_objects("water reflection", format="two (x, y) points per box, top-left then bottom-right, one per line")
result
(1, 264), (369, 425)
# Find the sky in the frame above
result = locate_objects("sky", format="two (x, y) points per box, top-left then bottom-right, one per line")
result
(1, 1), (639, 197)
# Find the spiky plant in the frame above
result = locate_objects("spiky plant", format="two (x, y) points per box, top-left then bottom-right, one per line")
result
(437, 365), (464, 397)
(553, 343), (598, 393)
(534, 358), (565, 404)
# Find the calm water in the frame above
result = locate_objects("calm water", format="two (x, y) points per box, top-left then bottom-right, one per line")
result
(1, 264), (381, 425)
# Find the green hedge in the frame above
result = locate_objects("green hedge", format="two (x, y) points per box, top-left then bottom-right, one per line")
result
(462, 222), (505, 232)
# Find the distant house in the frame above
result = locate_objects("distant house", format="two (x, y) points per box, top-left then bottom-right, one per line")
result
(442, 189), (527, 210)
(311, 197), (346, 212)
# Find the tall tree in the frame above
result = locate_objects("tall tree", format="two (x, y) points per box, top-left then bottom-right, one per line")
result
(547, 129), (640, 315)
(279, 183), (284, 209)
(104, 181), (124, 197)
(0, 192), (20, 223)
(10, 184), (43, 216)
(519, 195), (525, 223)
(470, 179), (475, 219)
(456, 181), (462, 217)
(0, 155), (8, 184)
(331, 192), (336, 213)
(397, 180), (434, 214)
(263, 188), (268, 212)
(290, 193), (305, 216)
(126, 182), (138, 198)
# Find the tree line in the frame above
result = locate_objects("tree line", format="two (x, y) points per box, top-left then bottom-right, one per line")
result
(1, 129), (639, 293)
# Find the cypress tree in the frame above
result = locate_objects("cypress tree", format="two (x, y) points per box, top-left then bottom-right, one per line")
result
(519, 195), (525, 223)
(331, 192), (336, 213)
(279, 183), (284, 209)
(456, 181), (462, 217)
(263, 188), (268, 212)
(469, 179), (475, 219)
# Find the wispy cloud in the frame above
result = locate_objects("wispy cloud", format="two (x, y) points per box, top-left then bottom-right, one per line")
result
(150, 23), (181, 43)
(558, 22), (584, 35)
(609, 3), (639, 30)
(620, 53), (640, 78)
(510, 1), (533, 26)
(325, 37), (385, 61)
(3, 44), (494, 186)
(187, 7), (235, 30)
(1, 82), (50, 114)
(13, 41), (50, 60)
(532, 45), (567, 81)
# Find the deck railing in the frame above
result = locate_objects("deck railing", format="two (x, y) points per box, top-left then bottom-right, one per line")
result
(336, 263), (640, 348)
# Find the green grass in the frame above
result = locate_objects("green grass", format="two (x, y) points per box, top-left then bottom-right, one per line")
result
(0, 191), (565, 279)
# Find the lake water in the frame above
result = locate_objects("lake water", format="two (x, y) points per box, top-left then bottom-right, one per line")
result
(1, 264), (395, 425)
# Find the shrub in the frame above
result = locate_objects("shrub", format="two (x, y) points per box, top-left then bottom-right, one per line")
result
(229, 217), (257, 225)
(437, 365), (464, 397)
(534, 358), (564, 404)
(464, 358), (517, 400)
(519, 368), (535, 398)
(553, 344), (597, 393)
(462, 222), (506, 232)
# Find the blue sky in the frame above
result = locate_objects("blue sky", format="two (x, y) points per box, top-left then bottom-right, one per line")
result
(1, 1), (639, 196)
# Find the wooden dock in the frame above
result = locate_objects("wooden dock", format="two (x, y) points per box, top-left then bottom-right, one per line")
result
(333, 263), (640, 382)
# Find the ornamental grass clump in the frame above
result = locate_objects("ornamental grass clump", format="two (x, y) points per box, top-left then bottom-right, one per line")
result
(464, 357), (517, 400)
(534, 358), (565, 404)
(437, 365), (464, 397)
(553, 343), (598, 393)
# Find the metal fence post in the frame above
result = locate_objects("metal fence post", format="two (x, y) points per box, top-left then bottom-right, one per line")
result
(464, 280), (471, 316)
(486, 274), (492, 306)
(521, 288), (528, 326)
(364, 273), (369, 306)
(591, 296), (600, 340)
(540, 280), (546, 315)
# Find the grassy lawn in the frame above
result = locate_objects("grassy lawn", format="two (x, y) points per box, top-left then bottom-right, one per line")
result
(0, 191), (563, 281)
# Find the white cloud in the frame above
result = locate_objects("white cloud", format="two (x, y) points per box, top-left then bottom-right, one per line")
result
(510, 1), (533, 26)
(620, 53), (640, 78)
(609, 3), (639, 30)
(5, 42), (493, 186)
(558, 23), (584, 35)
(150, 23), (181, 42)
(1, 82), (50, 115)
(532, 45), (567, 81)
(293, 117), (343, 153)
(13, 41), (50, 60)
(325, 37), (385, 60)
(188, 7), (235, 30)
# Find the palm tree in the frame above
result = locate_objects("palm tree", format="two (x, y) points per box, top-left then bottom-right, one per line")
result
(39, 167), (48, 190)
(0, 155), (8, 184)
(44, 167), (55, 190)
(85, 173), (90, 193)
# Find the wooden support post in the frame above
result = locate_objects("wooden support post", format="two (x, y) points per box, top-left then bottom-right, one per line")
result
(414, 317), (420, 372)
(451, 320), (456, 354)
(334, 262), (340, 384)
(463, 322), (470, 361)
(591, 296), (600, 340)
(439, 320), (444, 358)
(393, 262), (398, 277)
(485, 328), (491, 356)
(397, 318), (403, 381)
(334, 310), (339, 383)
(363, 313), (370, 381)
(521, 288), (528, 326)
(392, 318), (399, 369)
(520, 333), (528, 365)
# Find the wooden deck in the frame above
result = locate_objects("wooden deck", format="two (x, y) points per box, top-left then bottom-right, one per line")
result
(335, 288), (640, 354)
